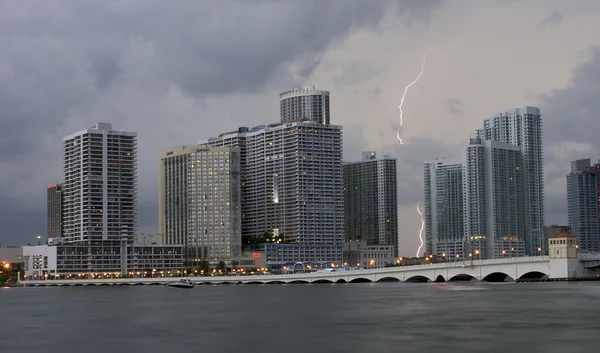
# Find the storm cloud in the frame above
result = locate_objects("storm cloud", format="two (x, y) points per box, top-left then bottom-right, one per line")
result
(0, 0), (439, 244)
(1, 0), (600, 257)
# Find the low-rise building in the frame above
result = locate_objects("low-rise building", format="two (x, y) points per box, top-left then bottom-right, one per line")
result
(22, 242), (184, 279)
(342, 241), (395, 268)
(260, 243), (343, 267)
(230, 251), (267, 269)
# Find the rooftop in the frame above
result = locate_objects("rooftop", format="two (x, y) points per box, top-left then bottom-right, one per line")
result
(548, 233), (577, 239)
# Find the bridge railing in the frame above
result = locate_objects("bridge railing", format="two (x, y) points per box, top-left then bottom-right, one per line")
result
(578, 253), (600, 261)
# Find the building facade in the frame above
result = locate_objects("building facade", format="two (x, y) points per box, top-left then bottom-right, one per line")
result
(424, 158), (464, 260)
(62, 123), (137, 243)
(279, 85), (330, 125)
(47, 183), (63, 240)
(567, 158), (600, 252)
(344, 151), (398, 256)
(476, 107), (544, 255)
(342, 241), (395, 269)
(463, 138), (526, 259)
(22, 243), (184, 279)
(544, 225), (571, 253)
(202, 119), (344, 264)
(158, 145), (242, 264)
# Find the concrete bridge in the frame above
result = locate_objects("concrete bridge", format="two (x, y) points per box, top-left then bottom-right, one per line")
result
(20, 256), (567, 286)
(579, 253), (600, 269)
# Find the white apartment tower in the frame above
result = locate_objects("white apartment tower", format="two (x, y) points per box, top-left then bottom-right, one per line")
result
(202, 119), (344, 264)
(62, 123), (137, 243)
(279, 85), (330, 125)
(424, 158), (464, 259)
(476, 107), (544, 255)
(158, 145), (242, 263)
(463, 138), (526, 259)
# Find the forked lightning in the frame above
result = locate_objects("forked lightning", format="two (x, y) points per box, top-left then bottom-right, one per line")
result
(416, 201), (425, 257)
(396, 52), (428, 144)
(396, 52), (428, 257)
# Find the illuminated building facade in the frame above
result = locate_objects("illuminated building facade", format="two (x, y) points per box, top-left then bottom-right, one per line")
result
(158, 145), (242, 264)
(202, 119), (344, 264)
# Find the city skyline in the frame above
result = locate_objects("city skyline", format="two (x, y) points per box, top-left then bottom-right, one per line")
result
(2, 1), (600, 257)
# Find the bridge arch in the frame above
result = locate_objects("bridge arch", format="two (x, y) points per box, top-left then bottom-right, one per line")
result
(376, 276), (400, 282)
(449, 274), (477, 281)
(336, 279), (347, 283)
(481, 272), (514, 282)
(434, 275), (446, 282)
(313, 279), (335, 284)
(349, 277), (372, 283)
(405, 275), (430, 282)
(518, 271), (548, 281)
(288, 280), (309, 284)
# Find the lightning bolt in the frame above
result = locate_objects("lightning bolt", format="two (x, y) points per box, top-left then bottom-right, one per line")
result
(416, 201), (425, 257)
(396, 52), (428, 144)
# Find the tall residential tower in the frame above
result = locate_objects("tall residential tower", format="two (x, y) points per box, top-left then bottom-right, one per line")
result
(423, 158), (464, 259)
(47, 183), (63, 240)
(566, 158), (600, 252)
(476, 107), (544, 255)
(279, 85), (330, 125)
(159, 145), (242, 264)
(202, 119), (344, 264)
(344, 152), (398, 256)
(463, 138), (526, 259)
(62, 123), (137, 243)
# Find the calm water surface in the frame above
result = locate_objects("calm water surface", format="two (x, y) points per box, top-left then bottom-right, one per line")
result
(1, 281), (600, 353)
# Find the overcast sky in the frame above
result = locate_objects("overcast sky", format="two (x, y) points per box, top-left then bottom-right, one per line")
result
(2, 0), (600, 256)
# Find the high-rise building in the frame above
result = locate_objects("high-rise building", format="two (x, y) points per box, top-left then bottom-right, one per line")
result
(47, 183), (63, 240)
(566, 158), (600, 252)
(344, 151), (398, 256)
(463, 138), (526, 259)
(62, 123), (137, 243)
(158, 145), (242, 264)
(423, 158), (464, 259)
(201, 118), (344, 264)
(279, 85), (330, 125)
(476, 107), (544, 255)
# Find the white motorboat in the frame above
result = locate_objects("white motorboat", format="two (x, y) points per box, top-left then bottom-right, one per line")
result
(167, 278), (194, 289)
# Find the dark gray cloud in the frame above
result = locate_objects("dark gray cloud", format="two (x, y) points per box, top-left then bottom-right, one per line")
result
(537, 11), (564, 28)
(540, 46), (600, 224)
(0, 0), (440, 245)
(446, 97), (462, 116)
(334, 61), (386, 86)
